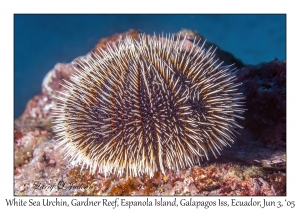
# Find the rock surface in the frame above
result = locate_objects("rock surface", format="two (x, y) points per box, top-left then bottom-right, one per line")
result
(14, 30), (286, 196)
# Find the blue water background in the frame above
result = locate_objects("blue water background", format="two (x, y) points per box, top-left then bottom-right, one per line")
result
(14, 14), (286, 119)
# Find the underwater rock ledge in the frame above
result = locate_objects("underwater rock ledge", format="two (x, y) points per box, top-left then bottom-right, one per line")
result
(14, 29), (286, 196)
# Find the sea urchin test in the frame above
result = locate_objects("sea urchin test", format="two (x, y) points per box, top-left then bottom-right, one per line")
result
(52, 33), (245, 177)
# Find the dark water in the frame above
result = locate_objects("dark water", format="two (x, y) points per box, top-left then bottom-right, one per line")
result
(14, 14), (286, 119)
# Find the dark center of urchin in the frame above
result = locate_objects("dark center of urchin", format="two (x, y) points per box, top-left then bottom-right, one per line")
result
(52, 33), (245, 177)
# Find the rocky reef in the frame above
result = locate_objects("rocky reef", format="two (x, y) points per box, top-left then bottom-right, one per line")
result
(14, 30), (286, 196)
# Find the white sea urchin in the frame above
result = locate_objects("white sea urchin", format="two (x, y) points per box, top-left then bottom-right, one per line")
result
(52, 33), (245, 177)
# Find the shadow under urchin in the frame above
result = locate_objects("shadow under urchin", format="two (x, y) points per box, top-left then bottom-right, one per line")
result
(52, 33), (245, 177)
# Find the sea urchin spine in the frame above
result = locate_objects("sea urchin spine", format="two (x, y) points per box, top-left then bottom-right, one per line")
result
(52, 33), (245, 177)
